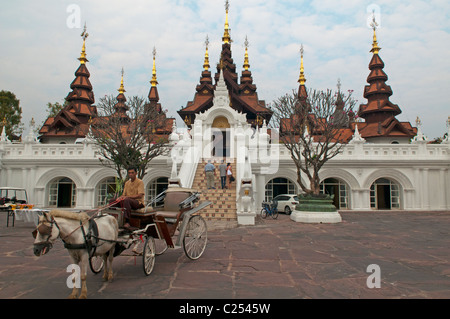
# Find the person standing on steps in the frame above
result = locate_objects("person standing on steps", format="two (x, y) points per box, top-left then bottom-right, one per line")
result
(205, 160), (216, 189)
(219, 160), (227, 189)
(226, 162), (233, 189)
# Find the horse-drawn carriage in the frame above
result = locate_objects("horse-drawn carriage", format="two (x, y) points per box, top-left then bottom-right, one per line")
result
(32, 187), (211, 298)
(91, 187), (211, 275)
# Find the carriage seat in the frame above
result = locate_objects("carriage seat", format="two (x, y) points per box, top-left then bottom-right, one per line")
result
(154, 191), (191, 220)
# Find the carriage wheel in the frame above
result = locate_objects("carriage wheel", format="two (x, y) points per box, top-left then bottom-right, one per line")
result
(183, 215), (207, 260)
(154, 238), (168, 255)
(89, 255), (104, 274)
(143, 236), (156, 276)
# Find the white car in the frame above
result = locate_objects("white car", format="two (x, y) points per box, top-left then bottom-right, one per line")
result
(272, 194), (299, 215)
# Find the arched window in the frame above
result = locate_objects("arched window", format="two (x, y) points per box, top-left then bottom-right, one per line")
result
(320, 178), (350, 209)
(48, 177), (76, 208)
(370, 178), (401, 210)
(96, 177), (119, 207)
(265, 177), (297, 201)
(147, 177), (169, 203)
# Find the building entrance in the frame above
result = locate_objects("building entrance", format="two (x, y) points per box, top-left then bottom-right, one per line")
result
(211, 116), (230, 158)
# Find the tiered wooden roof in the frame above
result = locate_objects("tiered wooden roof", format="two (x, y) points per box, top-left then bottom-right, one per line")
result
(356, 22), (416, 140)
(39, 29), (97, 141)
(39, 32), (173, 143)
(178, 2), (272, 128)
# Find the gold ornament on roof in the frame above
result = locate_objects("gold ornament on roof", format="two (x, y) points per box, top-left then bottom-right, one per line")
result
(298, 44), (306, 85)
(243, 36), (250, 71)
(118, 67), (126, 94)
(370, 12), (381, 54)
(222, 0), (231, 44)
(78, 23), (89, 64)
(150, 47), (158, 87)
(203, 35), (210, 71)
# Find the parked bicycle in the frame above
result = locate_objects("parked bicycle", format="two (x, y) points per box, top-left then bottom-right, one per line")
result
(260, 200), (278, 219)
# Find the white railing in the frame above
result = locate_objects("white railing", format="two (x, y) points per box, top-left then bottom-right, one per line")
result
(1, 140), (448, 163)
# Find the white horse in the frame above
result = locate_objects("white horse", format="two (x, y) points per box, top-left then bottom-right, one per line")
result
(33, 210), (118, 299)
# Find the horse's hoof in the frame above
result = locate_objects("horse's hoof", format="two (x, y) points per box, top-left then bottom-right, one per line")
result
(68, 294), (77, 299)
(79, 294), (87, 299)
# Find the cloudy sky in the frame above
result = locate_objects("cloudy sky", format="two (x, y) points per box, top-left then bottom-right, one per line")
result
(1, 0), (449, 139)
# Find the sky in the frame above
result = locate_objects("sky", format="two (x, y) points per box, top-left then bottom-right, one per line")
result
(0, 0), (449, 139)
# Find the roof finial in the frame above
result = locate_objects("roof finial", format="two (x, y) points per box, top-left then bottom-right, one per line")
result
(203, 35), (210, 71)
(118, 67), (126, 94)
(222, 0), (231, 44)
(150, 47), (158, 87)
(298, 44), (306, 85)
(243, 36), (250, 71)
(78, 22), (89, 64)
(370, 12), (381, 54)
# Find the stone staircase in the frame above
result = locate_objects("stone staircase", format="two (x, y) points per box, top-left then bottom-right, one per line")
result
(191, 160), (237, 228)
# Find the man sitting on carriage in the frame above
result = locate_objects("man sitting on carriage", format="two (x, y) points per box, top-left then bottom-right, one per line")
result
(109, 167), (144, 229)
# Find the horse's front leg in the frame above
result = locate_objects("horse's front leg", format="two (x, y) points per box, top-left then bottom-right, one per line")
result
(79, 253), (89, 299)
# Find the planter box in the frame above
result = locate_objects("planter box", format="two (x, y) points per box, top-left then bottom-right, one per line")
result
(291, 194), (342, 224)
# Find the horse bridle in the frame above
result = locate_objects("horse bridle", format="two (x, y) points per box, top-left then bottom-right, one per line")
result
(32, 213), (60, 249)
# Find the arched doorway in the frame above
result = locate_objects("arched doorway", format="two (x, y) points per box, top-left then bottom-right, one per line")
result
(370, 178), (401, 210)
(265, 177), (297, 201)
(48, 177), (76, 208)
(211, 116), (230, 158)
(320, 178), (350, 209)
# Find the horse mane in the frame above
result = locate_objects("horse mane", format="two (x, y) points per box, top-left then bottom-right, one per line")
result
(50, 210), (90, 222)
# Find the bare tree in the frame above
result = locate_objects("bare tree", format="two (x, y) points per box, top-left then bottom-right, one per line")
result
(91, 95), (171, 181)
(270, 88), (357, 195)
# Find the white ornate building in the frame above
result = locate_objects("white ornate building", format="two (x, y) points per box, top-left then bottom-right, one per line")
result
(0, 6), (449, 226)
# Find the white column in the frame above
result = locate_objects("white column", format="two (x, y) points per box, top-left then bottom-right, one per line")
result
(422, 168), (430, 210)
(415, 168), (422, 209)
(440, 169), (448, 209)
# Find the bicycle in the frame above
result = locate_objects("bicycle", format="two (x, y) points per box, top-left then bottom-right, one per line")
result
(260, 201), (278, 219)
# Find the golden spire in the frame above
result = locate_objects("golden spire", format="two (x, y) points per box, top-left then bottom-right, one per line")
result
(370, 13), (381, 54)
(203, 35), (210, 71)
(222, 0), (231, 44)
(150, 47), (158, 87)
(118, 67), (126, 94)
(78, 23), (89, 64)
(298, 44), (306, 85)
(243, 36), (250, 71)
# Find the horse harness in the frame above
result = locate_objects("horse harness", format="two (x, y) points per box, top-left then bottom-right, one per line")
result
(34, 213), (111, 258)
(63, 218), (100, 258)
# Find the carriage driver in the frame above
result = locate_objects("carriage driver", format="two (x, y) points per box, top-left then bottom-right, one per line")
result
(110, 167), (145, 229)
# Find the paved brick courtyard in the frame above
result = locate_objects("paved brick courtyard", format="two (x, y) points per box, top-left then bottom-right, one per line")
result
(0, 210), (449, 299)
